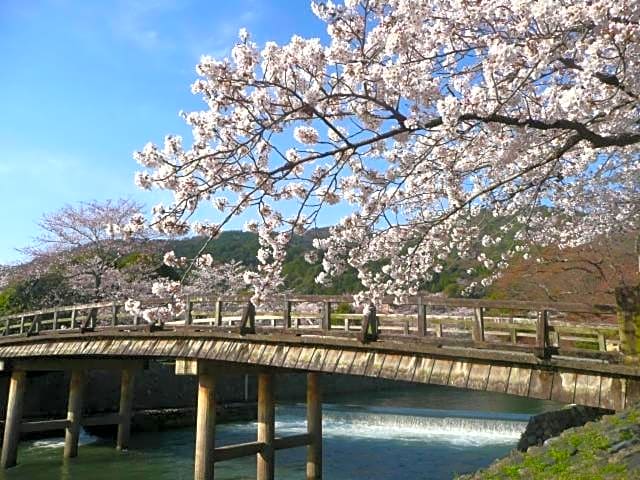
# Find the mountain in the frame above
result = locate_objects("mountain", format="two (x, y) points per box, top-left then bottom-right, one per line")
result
(167, 228), (362, 294)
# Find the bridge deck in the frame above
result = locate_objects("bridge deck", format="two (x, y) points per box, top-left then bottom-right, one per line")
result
(0, 325), (637, 411)
(0, 294), (637, 480)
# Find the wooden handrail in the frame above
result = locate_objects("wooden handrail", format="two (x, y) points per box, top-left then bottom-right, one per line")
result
(0, 292), (622, 365)
(0, 293), (616, 322)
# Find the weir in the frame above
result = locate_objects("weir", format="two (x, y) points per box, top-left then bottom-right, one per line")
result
(0, 293), (638, 478)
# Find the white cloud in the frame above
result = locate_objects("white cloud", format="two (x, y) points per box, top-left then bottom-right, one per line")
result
(110, 0), (185, 51)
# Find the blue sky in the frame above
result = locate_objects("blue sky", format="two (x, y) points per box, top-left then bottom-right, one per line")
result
(0, 0), (329, 264)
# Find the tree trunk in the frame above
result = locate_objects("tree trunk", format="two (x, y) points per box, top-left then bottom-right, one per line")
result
(615, 285), (640, 363)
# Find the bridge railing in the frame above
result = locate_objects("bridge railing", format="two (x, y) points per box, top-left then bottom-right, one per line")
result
(0, 294), (620, 361)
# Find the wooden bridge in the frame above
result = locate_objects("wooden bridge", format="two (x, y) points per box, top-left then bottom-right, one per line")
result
(0, 294), (637, 480)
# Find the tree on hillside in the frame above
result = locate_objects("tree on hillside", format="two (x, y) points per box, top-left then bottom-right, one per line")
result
(19, 199), (161, 302)
(0, 266), (10, 291)
(489, 232), (640, 305)
(131, 0), (639, 305)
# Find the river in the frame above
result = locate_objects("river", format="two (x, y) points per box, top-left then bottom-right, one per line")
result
(0, 384), (561, 479)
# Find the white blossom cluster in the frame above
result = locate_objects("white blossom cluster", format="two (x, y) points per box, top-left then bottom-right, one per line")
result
(125, 255), (249, 323)
(133, 0), (640, 303)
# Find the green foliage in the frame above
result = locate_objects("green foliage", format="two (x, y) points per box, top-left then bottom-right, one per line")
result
(168, 230), (363, 294)
(574, 340), (600, 351)
(0, 285), (23, 316)
(0, 273), (76, 316)
(334, 302), (355, 314)
(163, 227), (505, 296)
(170, 232), (260, 266)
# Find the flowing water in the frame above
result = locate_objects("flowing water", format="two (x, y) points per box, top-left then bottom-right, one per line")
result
(0, 385), (561, 479)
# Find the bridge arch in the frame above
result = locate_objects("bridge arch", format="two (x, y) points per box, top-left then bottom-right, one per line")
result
(0, 294), (637, 479)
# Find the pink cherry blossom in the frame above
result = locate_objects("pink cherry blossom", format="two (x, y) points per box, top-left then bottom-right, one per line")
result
(133, 0), (640, 303)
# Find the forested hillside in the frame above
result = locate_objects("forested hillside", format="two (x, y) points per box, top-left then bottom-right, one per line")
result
(2, 227), (636, 316)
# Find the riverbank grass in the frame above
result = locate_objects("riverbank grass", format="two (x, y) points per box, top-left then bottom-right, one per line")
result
(457, 405), (640, 480)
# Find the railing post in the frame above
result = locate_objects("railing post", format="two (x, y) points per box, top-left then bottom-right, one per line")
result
(112, 301), (119, 326)
(185, 296), (193, 325)
(536, 310), (550, 358)
(19, 316), (24, 334)
(307, 372), (322, 479)
(435, 322), (443, 337)
(417, 298), (427, 336)
(52, 309), (59, 331)
(27, 314), (40, 336)
(240, 301), (256, 335)
(257, 373), (275, 480)
(615, 286), (640, 361)
(371, 305), (378, 339)
(321, 302), (331, 331)
(598, 333), (607, 352)
(117, 367), (136, 451)
(358, 303), (378, 343)
(344, 317), (350, 332)
(284, 300), (292, 329)
(215, 300), (223, 327)
(64, 369), (87, 459)
(70, 308), (77, 329)
(1, 370), (26, 468)
(194, 367), (216, 480)
(472, 307), (485, 342)
(81, 308), (97, 332)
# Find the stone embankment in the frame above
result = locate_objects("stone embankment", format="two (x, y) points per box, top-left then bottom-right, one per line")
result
(458, 404), (640, 480)
(517, 405), (611, 451)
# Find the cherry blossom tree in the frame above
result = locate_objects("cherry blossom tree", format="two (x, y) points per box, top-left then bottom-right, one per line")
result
(132, 0), (639, 305)
(126, 251), (248, 324)
(21, 199), (160, 302)
(0, 266), (10, 291)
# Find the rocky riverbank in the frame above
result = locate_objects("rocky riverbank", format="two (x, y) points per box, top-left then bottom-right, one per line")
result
(517, 405), (611, 451)
(458, 404), (640, 480)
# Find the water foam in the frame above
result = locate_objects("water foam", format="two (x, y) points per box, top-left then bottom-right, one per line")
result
(233, 404), (528, 447)
(319, 410), (527, 445)
(28, 429), (99, 450)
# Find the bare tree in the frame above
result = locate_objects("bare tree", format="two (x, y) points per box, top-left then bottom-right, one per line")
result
(490, 232), (639, 305)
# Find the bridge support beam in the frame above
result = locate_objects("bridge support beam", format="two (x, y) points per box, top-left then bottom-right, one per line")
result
(1, 370), (26, 469)
(307, 372), (322, 480)
(194, 369), (216, 480)
(117, 367), (136, 451)
(257, 372), (275, 480)
(64, 369), (87, 459)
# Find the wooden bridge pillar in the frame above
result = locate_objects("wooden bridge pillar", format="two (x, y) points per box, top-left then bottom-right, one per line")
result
(306, 372), (322, 480)
(194, 369), (216, 480)
(117, 367), (136, 450)
(1, 370), (26, 468)
(257, 373), (275, 480)
(64, 369), (87, 459)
